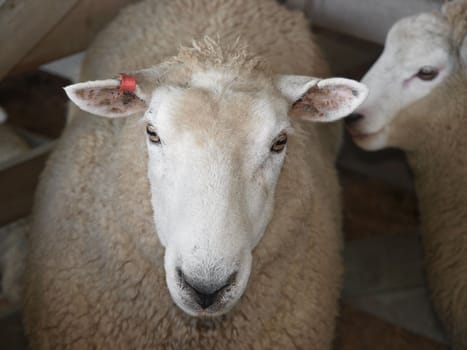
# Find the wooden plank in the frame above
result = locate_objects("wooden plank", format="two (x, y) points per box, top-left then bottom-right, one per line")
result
(343, 234), (424, 297)
(0, 143), (53, 226)
(10, 0), (138, 76)
(0, 310), (26, 350)
(340, 167), (419, 241)
(335, 304), (449, 350)
(0, 0), (79, 78)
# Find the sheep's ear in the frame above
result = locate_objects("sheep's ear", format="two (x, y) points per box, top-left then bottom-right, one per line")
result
(64, 78), (148, 118)
(276, 75), (368, 122)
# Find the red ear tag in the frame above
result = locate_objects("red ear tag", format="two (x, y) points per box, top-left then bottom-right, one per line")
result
(118, 73), (137, 93)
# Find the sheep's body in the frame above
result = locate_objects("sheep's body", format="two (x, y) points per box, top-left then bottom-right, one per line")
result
(24, 0), (343, 348)
(400, 76), (467, 348)
(347, 2), (467, 348)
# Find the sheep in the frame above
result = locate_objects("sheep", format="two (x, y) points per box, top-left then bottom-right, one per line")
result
(345, 1), (467, 348)
(0, 107), (29, 163)
(23, 0), (368, 348)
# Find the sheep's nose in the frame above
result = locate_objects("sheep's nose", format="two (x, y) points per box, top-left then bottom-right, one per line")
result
(345, 113), (364, 125)
(178, 269), (236, 309)
(191, 286), (221, 309)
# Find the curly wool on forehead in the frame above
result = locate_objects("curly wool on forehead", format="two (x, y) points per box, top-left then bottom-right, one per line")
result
(159, 86), (273, 150)
(168, 37), (273, 84)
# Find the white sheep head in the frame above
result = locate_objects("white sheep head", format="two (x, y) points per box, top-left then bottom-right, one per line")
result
(64, 47), (367, 317)
(346, 0), (467, 151)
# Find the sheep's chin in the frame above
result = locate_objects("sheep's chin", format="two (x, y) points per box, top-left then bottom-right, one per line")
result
(180, 304), (236, 318)
(171, 291), (239, 318)
(165, 269), (244, 318)
(350, 127), (389, 151)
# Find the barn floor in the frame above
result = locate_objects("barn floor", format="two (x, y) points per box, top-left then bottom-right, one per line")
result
(0, 28), (450, 349)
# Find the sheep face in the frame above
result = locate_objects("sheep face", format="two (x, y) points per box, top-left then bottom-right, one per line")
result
(346, 8), (464, 151)
(65, 67), (367, 317)
(147, 75), (290, 317)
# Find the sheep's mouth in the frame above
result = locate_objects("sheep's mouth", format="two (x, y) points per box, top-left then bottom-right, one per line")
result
(171, 278), (240, 317)
(179, 294), (237, 318)
(346, 126), (386, 140)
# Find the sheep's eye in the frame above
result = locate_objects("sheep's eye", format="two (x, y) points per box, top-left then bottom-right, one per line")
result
(146, 124), (161, 144)
(416, 66), (438, 81)
(271, 132), (288, 153)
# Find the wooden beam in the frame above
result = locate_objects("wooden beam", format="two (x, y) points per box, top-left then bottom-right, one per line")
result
(9, 0), (138, 76)
(0, 0), (79, 79)
(305, 0), (442, 44)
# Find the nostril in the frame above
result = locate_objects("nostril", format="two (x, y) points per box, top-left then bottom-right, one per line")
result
(177, 269), (237, 309)
(345, 113), (364, 124)
(225, 271), (237, 286)
(193, 289), (218, 309)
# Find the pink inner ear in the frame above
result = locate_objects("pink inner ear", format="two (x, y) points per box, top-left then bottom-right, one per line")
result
(306, 85), (354, 112)
(75, 86), (147, 115)
(291, 84), (355, 118)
